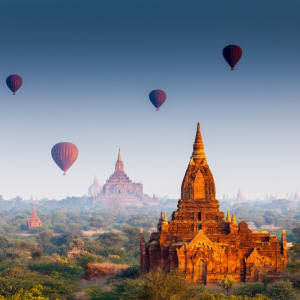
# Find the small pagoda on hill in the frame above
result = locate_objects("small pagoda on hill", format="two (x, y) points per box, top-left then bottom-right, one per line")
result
(140, 123), (287, 283)
(27, 208), (42, 229)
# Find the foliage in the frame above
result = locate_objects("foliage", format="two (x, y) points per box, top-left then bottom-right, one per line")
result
(291, 227), (300, 243)
(85, 285), (103, 299)
(218, 277), (236, 296)
(0, 284), (49, 300)
(234, 283), (265, 297)
(265, 280), (300, 300)
(113, 266), (140, 280)
(29, 261), (83, 279)
(96, 232), (123, 248)
(288, 244), (300, 262)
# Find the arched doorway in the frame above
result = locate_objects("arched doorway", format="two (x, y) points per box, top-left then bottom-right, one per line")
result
(196, 259), (207, 284)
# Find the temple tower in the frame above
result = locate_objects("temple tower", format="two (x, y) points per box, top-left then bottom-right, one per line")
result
(141, 122), (287, 283)
(171, 123), (225, 240)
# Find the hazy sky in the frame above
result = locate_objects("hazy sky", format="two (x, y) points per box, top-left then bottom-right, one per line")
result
(0, 0), (299, 200)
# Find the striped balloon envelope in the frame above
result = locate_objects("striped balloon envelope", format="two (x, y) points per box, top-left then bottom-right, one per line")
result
(6, 74), (23, 95)
(51, 142), (78, 175)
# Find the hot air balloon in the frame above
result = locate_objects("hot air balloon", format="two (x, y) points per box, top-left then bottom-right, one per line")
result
(51, 142), (78, 175)
(6, 74), (23, 95)
(222, 45), (242, 70)
(149, 89), (167, 111)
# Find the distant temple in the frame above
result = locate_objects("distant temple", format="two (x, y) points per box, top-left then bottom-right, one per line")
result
(140, 123), (287, 283)
(88, 177), (102, 198)
(92, 149), (157, 207)
(27, 208), (42, 229)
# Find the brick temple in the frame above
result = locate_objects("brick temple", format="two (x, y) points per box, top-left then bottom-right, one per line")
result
(140, 123), (287, 283)
(27, 208), (43, 229)
(93, 149), (158, 207)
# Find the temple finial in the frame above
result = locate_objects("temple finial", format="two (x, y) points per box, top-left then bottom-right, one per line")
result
(118, 148), (122, 161)
(191, 122), (206, 161)
(226, 210), (231, 223)
(163, 212), (168, 224)
(232, 212), (237, 225)
(115, 148), (124, 172)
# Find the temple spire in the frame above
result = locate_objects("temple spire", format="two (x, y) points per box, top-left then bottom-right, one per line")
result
(115, 148), (124, 173)
(163, 212), (168, 224)
(191, 122), (206, 161)
(226, 210), (231, 223)
(32, 208), (37, 217)
(232, 212), (237, 225)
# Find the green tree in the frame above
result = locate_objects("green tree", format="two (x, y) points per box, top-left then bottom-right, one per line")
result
(96, 232), (123, 248)
(89, 216), (104, 233)
(123, 226), (140, 255)
(218, 277), (236, 296)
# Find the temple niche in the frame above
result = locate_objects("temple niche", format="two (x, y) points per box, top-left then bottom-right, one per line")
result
(92, 149), (158, 207)
(140, 123), (287, 283)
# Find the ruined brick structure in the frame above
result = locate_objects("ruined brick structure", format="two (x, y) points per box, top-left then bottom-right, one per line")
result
(27, 208), (42, 229)
(140, 123), (287, 283)
(93, 149), (158, 207)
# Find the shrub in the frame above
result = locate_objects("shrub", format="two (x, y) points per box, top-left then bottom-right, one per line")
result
(234, 283), (265, 297)
(29, 262), (83, 279)
(218, 277), (236, 296)
(265, 281), (299, 300)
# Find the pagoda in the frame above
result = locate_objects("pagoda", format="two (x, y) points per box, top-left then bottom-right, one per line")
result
(88, 177), (102, 198)
(27, 208), (43, 229)
(93, 149), (157, 207)
(140, 123), (287, 283)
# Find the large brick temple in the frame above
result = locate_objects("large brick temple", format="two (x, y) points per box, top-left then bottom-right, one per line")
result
(140, 123), (287, 283)
(93, 149), (158, 207)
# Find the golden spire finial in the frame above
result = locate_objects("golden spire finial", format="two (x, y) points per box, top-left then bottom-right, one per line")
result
(163, 212), (168, 224)
(191, 122), (206, 161)
(226, 210), (231, 223)
(232, 212), (237, 225)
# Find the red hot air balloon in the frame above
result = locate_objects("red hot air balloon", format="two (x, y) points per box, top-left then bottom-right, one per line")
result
(149, 89), (167, 111)
(222, 45), (242, 70)
(51, 142), (78, 175)
(6, 75), (23, 95)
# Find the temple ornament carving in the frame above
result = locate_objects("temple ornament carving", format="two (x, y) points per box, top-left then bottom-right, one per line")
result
(140, 123), (287, 283)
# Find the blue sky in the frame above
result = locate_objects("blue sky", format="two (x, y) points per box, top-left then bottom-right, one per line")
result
(0, 0), (299, 200)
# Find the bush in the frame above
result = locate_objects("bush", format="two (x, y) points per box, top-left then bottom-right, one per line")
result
(113, 266), (140, 280)
(265, 281), (299, 300)
(29, 262), (83, 279)
(234, 283), (265, 297)
(286, 261), (300, 273)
